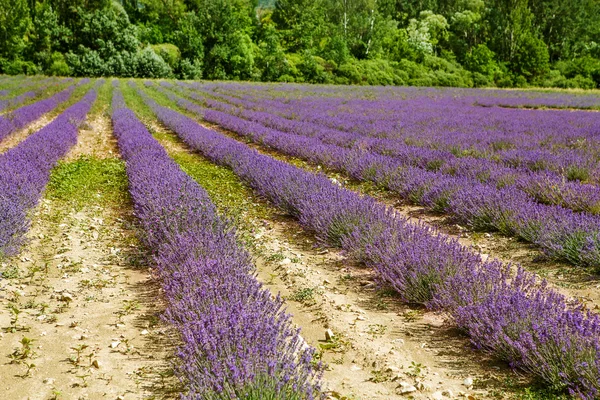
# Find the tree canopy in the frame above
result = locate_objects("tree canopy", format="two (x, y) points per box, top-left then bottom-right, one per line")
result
(0, 0), (598, 88)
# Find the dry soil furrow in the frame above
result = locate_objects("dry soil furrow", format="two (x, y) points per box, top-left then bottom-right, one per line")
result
(0, 114), (56, 154)
(65, 109), (120, 161)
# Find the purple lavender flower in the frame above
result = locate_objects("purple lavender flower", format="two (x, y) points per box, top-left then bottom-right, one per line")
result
(132, 81), (600, 398)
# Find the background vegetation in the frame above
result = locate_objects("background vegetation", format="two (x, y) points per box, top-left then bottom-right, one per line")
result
(0, 0), (599, 88)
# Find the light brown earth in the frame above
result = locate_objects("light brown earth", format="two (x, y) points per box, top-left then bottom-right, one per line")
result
(0, 114), (56, 154)
(65, 111), (119, 161)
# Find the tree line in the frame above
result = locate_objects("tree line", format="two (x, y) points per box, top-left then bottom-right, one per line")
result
(0, 0), (599, 88)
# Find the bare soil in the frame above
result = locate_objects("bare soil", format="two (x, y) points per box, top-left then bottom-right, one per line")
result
(0, 114), (56, 154)
(65, 111), (120, 161)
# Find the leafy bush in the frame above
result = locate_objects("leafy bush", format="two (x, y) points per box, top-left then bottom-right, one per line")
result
(555, 57), (600, 88)
(298, 51), (332, 83)
(464, 44), (498, 77)
(472, 72), (492, 87)
(3, 59), (40, 75)
(135, 46), (173, 78)
(151, 43), (181, 70)
(206, 32), (255, 80)
(513, 35), (550, 80)
(46, 52), (71, 76)
(179, 58), (203, 79)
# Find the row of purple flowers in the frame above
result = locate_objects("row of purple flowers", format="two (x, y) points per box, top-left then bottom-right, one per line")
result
(0, 79), (88, 143)
(196, 82), (600, 183)
(175, 82), (600, 216)
(111, 85), (322, 399)
(156, 83), (600, 268)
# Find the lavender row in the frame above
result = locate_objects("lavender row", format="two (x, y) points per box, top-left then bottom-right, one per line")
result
(171, 82), (600, 215)
(0, 90), (36, 113)
(199, 80), (600, 109)
(0, 77), (53, 98)
(0, 80), (87, 143)
(0, 78), (64, 111)
(0, 86), (97, 258)
(152, 84), (600, 268)
(195, 82), (600, 181)
(135, 84), (600, 398)
(111, 87), (322, 399)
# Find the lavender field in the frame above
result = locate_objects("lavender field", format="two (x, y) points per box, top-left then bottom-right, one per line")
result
(1, 76), (600, 400)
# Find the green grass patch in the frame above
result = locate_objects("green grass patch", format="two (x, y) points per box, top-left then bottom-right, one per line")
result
(46, 156), (129, 210)
(119, 80), (159, 120)
(89, 78), (113, 117)
(171, 152), (262, 220)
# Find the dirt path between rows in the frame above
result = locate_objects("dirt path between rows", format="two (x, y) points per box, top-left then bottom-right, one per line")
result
(0, 111), (178, 399)
(65, 110), (120, 161)
(0, 114), (56, 154)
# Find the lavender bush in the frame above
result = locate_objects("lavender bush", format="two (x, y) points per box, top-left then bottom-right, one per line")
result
(0, 80), (88, 143)
(173, 82), (600, 215)
(0, 91), (36, 113)
(111, 86), (322, 399)
(190, 82), (600, 182)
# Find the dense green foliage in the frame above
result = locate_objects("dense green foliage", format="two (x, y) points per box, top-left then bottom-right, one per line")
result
(0, 0), (599, 88)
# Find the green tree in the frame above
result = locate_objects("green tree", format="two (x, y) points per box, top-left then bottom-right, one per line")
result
(464, 44), (498, 76)
(406, 11), (448, 56)
(512, 34), (549, 79)
(256, 24), (289, 81)
(0, 0), (31, 60)
(28, 3), (71, 70)
(272, 0), (328, 52)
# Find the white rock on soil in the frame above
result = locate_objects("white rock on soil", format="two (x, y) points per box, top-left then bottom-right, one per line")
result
(385, 365), (400, 373)
(463, 377), (473, 387)
(398, 382), (418, 395)
(60, 292), (74, 302)
(325, 329), (335, 341)
(431, 391), (444, 400)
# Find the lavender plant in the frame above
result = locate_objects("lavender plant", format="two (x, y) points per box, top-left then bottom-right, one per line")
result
(152, 83), (600, 269)
(0, 79), (88, 143)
